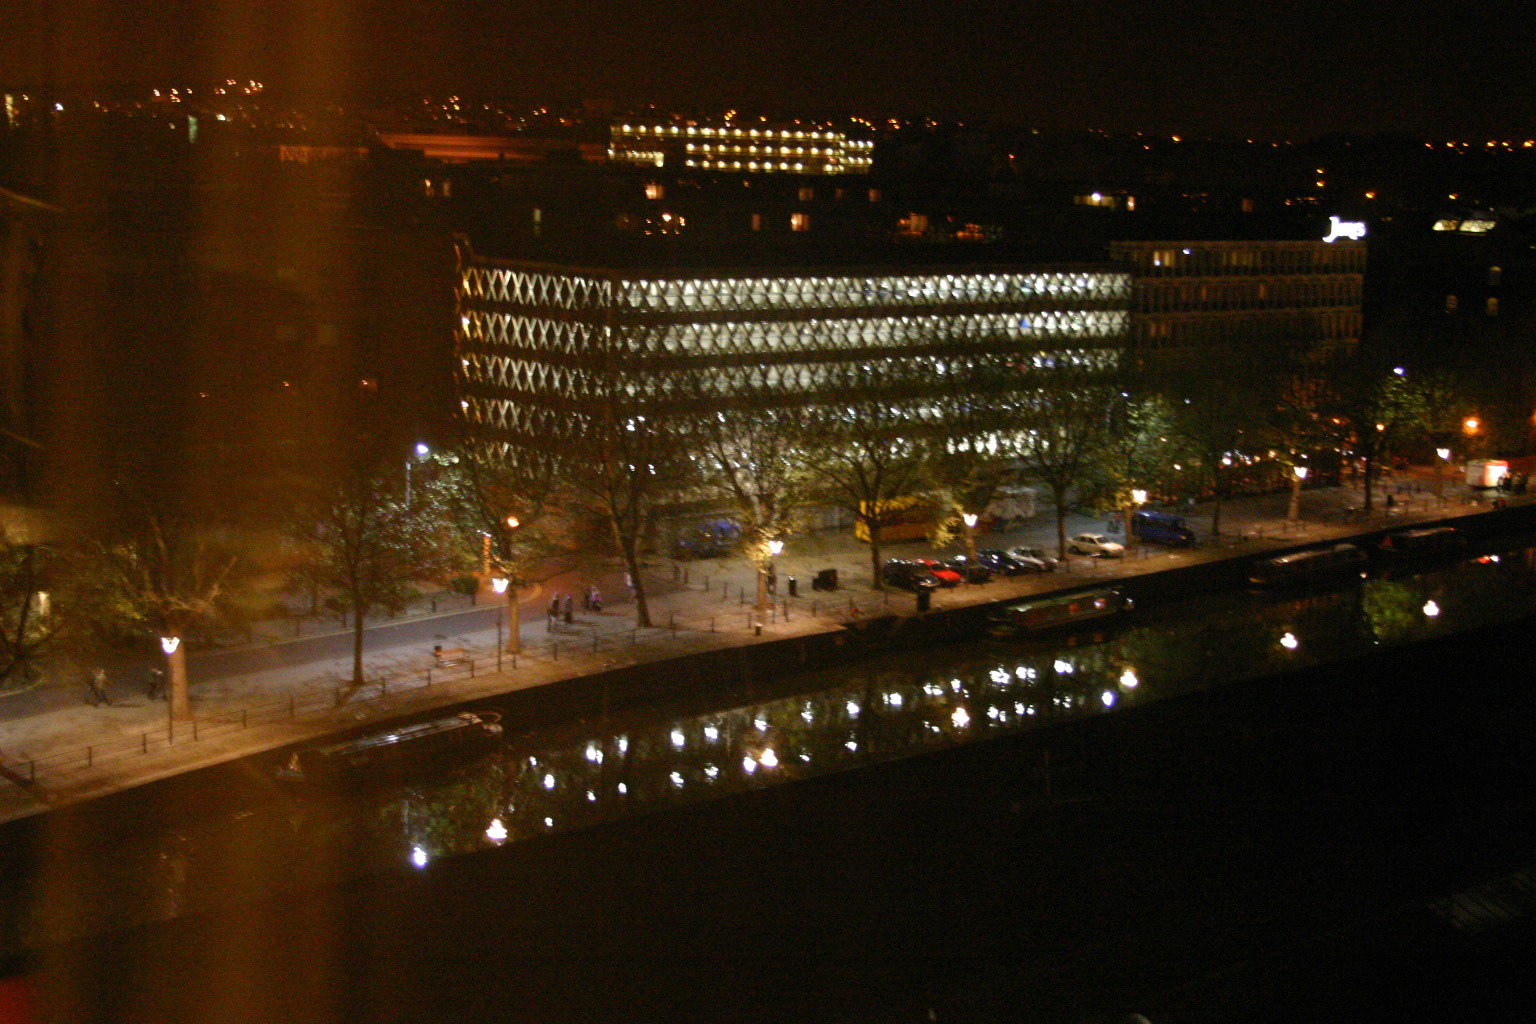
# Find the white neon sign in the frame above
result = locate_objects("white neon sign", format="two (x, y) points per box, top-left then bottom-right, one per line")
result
(1323, 216), (1367, 243)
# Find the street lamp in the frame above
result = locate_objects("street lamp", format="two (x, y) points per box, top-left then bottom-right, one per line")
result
(1287, 464), (1309, 523)
(755, 537), (783, 635)
(492, 514), (523, 654)
(405, 442), (430, 504)
(961, 512), (979, 563)
(1436, 446), (1452, 498)
(1125, 488), (1148, 548)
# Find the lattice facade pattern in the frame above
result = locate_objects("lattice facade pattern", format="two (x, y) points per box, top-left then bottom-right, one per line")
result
(455, 246), (1132, 451)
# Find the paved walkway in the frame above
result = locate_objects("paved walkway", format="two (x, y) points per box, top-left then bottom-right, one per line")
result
(0, 477), (1505, 824)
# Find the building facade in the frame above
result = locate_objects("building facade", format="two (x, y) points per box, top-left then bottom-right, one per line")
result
(608, 122), (875, 176)
(454, 241), (1131, 456)
(1108, 239), (1366, 364)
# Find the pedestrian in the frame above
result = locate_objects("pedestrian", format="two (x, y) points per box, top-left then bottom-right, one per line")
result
(88, 667), (110, 706)
(145, 666), (165, 701)
(563, 592), (574, 624)
(581, 587), (591, 612)
(548, 593), (560, 631)
(591, 587), (603, 613)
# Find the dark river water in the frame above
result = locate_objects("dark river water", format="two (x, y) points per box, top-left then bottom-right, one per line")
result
(9, 538), (1536, 966)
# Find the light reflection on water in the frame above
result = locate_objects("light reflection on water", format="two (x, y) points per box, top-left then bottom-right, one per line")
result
(380, 546), (1536, 868)
(14, 545), (1536, 952)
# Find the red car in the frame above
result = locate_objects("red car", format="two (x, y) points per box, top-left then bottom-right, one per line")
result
(916, 559), (964, 587)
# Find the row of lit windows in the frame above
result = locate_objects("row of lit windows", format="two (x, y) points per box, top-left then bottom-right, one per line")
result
(461, 309), (1128, 362)
(1136, 309), (1360, 346)
(1110, 242), (1366, 277)
(463, 266), (1131, 315)
(614, 123), (873, 147)
(1136, 277), (1361, 313)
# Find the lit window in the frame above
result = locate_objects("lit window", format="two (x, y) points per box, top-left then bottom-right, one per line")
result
(1490, 266), (1502, 285)
(790, 212), (810, 232)
(643, 183), (663, 201)
(798, 186), (814, 202)
(750, 213), (762, 231)
(1445, 294), (1458, 313)
(1487, 297), (1499, 316)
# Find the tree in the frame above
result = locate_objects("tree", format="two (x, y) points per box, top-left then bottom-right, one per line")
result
(1008, 367), (1121, 559)
(562, 402), (697, 629)
(87, 512), (238, 721)
(0, 539), (64, 690)
(808, 386), (935, 591)
(439, 443), (561, 654)
(1099, 394), (1187, 534)
(691, 405), (819, 626)
(297, 457), (450, 689)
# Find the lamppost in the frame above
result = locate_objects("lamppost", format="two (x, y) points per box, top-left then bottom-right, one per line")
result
(961, 512), (979, 564)
(491, 515), (521, 654)
(1287, 465), (1309, 524)
(161, 633), (189, 724)
(755, 537), (783, 636)
(405, 442), (429, 504)
(1126, 488), (1147, 549)
(1436, 447), (1451, 499)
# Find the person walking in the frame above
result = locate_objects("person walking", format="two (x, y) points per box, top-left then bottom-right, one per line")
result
(590, 586), (603, 613)
(563, 592), (574, 624)
(88, 668), (110, 706)
(145, 667), (166, 701)
(548, 593), (559, 632)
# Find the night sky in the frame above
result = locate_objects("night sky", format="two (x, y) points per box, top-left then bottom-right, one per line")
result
(5, 0), (1534, 136)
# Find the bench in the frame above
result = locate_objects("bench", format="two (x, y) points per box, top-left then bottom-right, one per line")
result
(433, 646), (469, 668)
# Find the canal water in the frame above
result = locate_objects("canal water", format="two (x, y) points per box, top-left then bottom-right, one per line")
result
(9, 539), (1536, 961)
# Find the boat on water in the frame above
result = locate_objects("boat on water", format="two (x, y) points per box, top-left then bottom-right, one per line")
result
(988, 587), (1133, 636)
(280, 711), (503, 782)
(1249, 543), (1368, 588)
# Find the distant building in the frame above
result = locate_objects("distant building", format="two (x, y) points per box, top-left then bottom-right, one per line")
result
(607, 121), (874, 175)
(1108, 239), (1366, 364)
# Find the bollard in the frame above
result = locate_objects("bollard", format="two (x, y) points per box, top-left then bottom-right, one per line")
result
(594, 634), (600, 652)
(471, 659), (476, 678)
(87, 746), (92, 768)
(554, 643), (560, 661)
(711, 616), (716, 632)
(431, 597), (438, 612)
(632, 630), (638, 646)
(295, 617), (302, 637)
(142, 734), (148, 754)
(241, 710), (247, 729)
(335, 687), (343, 708)
(192, 720), (198, 741)
(427, 669), (433, 686)
(289, 696), (296, 718)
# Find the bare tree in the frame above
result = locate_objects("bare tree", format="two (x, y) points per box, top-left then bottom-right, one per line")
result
(1008, 368), (1121, 559)
(296, 457), (451, 688)
(807, 388), (933, 591)
(87, 513), (238, 721)
(561, 401), (697, 629)
(692, 405), (819, 624)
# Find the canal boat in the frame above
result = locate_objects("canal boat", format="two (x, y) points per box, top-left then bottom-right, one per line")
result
(281, 711), (503, 783)
(1377, 525), (1464, 557)
(1248, 543), (1368, 588)
(988, 587), (1133, 636)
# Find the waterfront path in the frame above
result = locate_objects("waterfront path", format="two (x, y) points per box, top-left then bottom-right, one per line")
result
(0, 478), (1511, 824)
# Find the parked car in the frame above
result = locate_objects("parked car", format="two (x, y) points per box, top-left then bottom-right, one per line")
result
(1004, 546), (1058, 572)
(976, 549), (1033, 576)
(941, 556), (993, 583)
(881, 559), (942, 592)
(1130, 509), (1196, 547)
(1068, 533), (1125, 558)
(915, 558), (964, 587)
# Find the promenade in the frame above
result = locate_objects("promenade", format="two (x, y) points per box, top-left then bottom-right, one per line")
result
(0, 476), (1504, 824)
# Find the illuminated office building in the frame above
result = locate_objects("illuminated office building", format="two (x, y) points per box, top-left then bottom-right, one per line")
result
(608, 122), (874, 175)
(454, 240), (1131, 456)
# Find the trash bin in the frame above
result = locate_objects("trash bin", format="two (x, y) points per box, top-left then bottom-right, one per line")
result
(787, 575), (798, 597)
(916, 589), (932, 612)
(813, 568), (838, 591)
